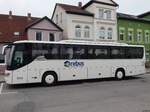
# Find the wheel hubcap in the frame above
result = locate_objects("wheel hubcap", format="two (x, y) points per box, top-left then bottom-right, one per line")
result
(45, 75), (55, 84)
(117, 71), (123, 79)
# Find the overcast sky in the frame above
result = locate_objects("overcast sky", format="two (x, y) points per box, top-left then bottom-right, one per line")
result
(0, 0), (150, 18)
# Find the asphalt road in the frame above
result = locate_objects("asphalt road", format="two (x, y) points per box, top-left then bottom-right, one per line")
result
(0, 74), (150, 112)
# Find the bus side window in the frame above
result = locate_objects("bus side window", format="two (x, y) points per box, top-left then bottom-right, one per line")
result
(51, 47), (59, 59)
(88, 48), (94, 59)
(111, 47), (125, 59)
(61, 46), (73, 59)
(126, 47), (143, 59)
(93, 47), (109, 59)
(73, 47), (85, 59)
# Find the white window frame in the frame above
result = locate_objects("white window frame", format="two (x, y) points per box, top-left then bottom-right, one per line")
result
(107, 28), (113, 40)
(84, 26), (90, 38)
(137, 30), (142, 42)
(145, 31), (149, 43)
(35, 31), (43, 41)
(105, 10), (112, 20)
(99, 27), (105, 39)
(119, 29), (125, 41)
(128, 29), (134, 42)
(75, 25), (82, 38)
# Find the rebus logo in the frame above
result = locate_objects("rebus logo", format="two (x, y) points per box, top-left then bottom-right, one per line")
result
(64, 61), (84, 68)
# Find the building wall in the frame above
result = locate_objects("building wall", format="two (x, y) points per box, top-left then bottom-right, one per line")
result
(67, 14), (94, 40)
(27, 19), (63, 41)
(28, 30), (62, 41)
(52, 6), (68, 39)
(52, 1), (118, 42)
(85, 2), (118, 41)
(118, 19), (150, 60)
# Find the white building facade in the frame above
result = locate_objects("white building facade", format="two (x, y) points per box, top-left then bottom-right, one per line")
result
(52, 0), (118, 42)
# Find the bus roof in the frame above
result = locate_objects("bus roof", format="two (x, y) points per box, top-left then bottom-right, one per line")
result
(14, 40), (144, 47)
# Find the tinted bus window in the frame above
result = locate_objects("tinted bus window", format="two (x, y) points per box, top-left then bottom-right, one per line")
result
(61, 45), (86, 59)
(61, 45), (74, 59)
(95, 46), (109, 59)
(32, 44), (48, 59)
(73, 46), (86, 59)
(0, 54), (4, 63)
(126, 47), (143, 59)
(88, 46), (109, 59)
(32, 44), (60, 60)
(11, 44), (32, 69)
(88, 48), (95, 59)
(111, 47), (125, 59)
(45, 44), (60, 59)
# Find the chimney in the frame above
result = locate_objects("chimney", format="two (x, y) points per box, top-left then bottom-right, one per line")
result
(78, 2), (82, 8)
(9, 11), (12, 19)
(27, 13), (31, 21)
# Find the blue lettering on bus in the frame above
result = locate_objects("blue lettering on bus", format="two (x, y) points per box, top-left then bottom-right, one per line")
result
(64, 61), (84, 68)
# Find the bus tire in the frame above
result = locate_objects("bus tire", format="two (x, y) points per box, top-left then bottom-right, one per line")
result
(115, 68), (125, 80)
(42, 72), (57, 86)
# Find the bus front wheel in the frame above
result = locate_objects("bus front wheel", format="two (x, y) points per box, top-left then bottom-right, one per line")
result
(115, 69), (125, 80)
(42, 72), (57, 86)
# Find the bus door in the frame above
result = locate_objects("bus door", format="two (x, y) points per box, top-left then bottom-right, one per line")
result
(12, 44), (28, 84)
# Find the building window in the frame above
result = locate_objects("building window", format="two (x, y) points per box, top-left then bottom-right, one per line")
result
(14, 32), (20, 36)
(145, 32), (149, 43)
(99, 9), (104, 19)
(84, 26), (90, 38)
(137, 31), (142, 42)
(128, 30), (133, 42)
(75, 25), (81, 38)
(108, 28), (113, 39)
(119, 29), (125, 41)
(56, 14), (58, 24)
(36, 32), (42, 41)
(99, 27), (105, 39)
(105, 10), (112, 19)
(49, 33), (55, 41)
(60, 13), (62, 23)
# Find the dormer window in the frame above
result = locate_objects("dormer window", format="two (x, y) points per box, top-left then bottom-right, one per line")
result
(14, 32), (20, 36)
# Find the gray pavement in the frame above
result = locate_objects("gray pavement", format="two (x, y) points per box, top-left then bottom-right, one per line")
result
(0, 73), (150, 112)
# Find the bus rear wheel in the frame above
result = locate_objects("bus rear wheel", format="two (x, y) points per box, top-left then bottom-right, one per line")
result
(42, 72), (57, 86)
(115, 69), (125, 80)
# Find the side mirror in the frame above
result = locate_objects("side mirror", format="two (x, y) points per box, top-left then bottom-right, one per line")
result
(2, 45), (8, 55)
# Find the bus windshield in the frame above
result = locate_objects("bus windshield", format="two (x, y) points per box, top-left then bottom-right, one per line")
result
(5, 45), (14, 68)
(8, 44), (32, 70)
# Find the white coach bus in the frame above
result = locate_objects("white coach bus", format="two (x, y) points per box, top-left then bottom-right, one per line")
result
(4, 40), (146, 85)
